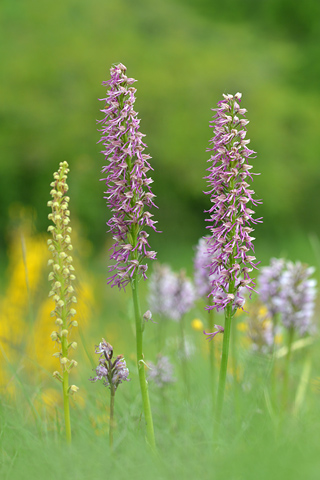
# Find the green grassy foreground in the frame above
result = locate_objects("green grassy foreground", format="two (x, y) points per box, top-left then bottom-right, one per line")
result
(1, 307), (319, 480)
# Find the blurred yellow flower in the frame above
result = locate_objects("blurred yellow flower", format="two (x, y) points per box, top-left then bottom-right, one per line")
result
(0, 206), (95, 397)
(275, 333), (283, 345)
(191, 318), (204, 331)
(237, 322), (248, 332)
(0, 223), (48, 392)
(258, 305), (268, 318)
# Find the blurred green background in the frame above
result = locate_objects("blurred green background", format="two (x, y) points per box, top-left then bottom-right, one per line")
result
(1, 0), (320, 271)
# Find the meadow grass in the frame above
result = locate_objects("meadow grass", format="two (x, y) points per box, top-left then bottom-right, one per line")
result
(0, 218), (319, 479)
(1, 337), (320, 480)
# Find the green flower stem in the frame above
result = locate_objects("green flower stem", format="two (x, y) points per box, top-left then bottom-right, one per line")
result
(119, 86), (155, 448)
(131, 276), (156, 450)
(208, 305), (215, 408)
(283, 326), (295, 410)
(215, 301), (233, 434)
(109, 384), (116, 449)
(179, 314), (190, 397)
(61, 333), (71, 443)
(231, 316), (238, 382)
(59, 251), (72, 443)
(231, 315), (240, 424)
(270, 314), (279, 408)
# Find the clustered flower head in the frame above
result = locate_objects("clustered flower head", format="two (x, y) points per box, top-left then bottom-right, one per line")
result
(205, 93), (262, 312)
(148, 355), (176, 388)
(148, 263), (196, 321)
(98, 63), (158, 290)
(259, 259), (317, 336)
(90, 339), (130, 389)
(259, 258), (286, 316)
(279, 261), (317, 335)
(47, 161), (78, 394)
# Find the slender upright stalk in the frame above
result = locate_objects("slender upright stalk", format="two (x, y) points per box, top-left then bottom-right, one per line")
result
(62, 369), (71, 443)
(131, 276), (156, 449)
(99, 64), (159, 446)
(282, 326), (294, 410)
(109, 384), (115, 449)
(60, 280), (72, 443)
(179, 314), (190, 397)
(270, 313), (279, 408)
(231, 315), (238, 384)
(215, 303), (233, 432)
(208, 305), (216, 408)
(48, 162), (78, 444)
(231, 314), (241, 424)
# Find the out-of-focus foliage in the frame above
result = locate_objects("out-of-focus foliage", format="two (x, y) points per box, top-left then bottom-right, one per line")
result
(0, 0), (319, 268)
